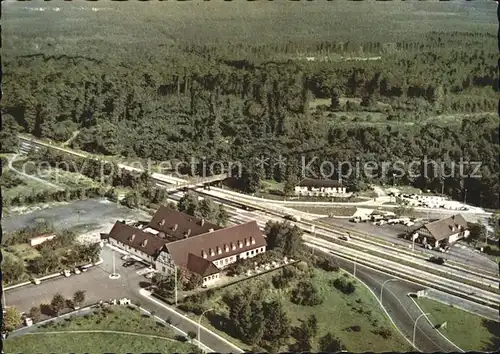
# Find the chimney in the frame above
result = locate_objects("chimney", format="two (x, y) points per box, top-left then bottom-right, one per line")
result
(225, 244), (229, 252)
(201, 218), (205, 226)
(159, 219), (165, 226)
(251, 237), (256, 245)
(209, 228), (214, 232)
(173, 224), (178, 231)
(245, 238), (250, 246)
(141, 239), (148, 247)
(231, 242), (236, 250)
(129, 234), (136, 242)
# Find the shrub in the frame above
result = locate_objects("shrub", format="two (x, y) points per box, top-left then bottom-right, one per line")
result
(290, 281), (324, 306)
(373, 327), (392, 339)
(331, 277), (356, 295)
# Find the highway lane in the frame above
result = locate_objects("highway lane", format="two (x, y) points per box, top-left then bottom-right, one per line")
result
(321, 217), (498, 274)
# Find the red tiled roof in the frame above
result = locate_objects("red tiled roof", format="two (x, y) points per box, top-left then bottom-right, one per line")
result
(148, 206), (222, 240)
(186, 253), (220, 277)
(423, 214), (469, 241)
(165, 221), (267, 271)
(108, 222), (168, 257)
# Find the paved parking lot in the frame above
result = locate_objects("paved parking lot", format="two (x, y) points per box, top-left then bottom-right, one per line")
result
(5, 247), (148, 313)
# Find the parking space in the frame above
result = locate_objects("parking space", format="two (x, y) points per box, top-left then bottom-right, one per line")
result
(5, 247), (147, 313)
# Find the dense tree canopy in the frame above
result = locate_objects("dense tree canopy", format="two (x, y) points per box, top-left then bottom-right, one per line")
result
(2, 32), (498, 208)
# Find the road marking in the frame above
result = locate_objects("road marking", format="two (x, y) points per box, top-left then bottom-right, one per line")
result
(139, 289), (244, 353)
(408, 295), (465, 353)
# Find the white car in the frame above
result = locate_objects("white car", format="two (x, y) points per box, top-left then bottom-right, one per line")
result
(74, 268), (81, 275)
(63, 270), (71, 277)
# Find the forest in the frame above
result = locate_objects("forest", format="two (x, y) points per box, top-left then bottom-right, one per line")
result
(1, 11), (498, 208)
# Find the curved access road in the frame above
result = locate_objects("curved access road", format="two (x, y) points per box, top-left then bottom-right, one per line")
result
(311, 245), (463, 353)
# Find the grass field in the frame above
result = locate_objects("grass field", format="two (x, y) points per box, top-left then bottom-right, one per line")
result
(4, 332), (195, 354)
(3, 177), (57, 200)
(193, 264), (411, 352)
(290, 206), (357, 217)
(3, 306), (197, 353)
(415, 298), (500, 352)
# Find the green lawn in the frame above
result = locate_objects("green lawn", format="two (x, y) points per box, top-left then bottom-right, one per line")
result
(4, 307), (196, 353)
(290, 206), (356, 217)
(7, 243), (41, 262)
(37, 306), (177, 337)
(193, 264), (411, 352)
(40, 168), (100, 189)
(415, 298), (500, 352)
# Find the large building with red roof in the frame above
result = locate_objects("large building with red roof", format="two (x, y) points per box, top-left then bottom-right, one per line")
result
(107, 206), (267, 286)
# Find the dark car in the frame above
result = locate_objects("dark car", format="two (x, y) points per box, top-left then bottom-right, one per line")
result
(284, 214), (297, 222)
(123, 261), (135, 267)
(429, 256), (445, 265)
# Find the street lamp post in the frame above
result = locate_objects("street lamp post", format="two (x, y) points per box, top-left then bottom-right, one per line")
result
(174, 265), (178, 306)
(392, 173), (396, 186)
(198, 308), (214, 345)
(413, 313), (430, 349)
(380, 279), (398, 304)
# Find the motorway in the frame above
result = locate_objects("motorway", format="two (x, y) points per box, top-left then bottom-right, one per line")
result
(4, 246), (243, 353)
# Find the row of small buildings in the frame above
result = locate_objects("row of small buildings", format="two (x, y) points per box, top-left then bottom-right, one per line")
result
(103, 206), (267, 286)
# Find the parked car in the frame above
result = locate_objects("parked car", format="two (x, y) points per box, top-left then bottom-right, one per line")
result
(32, 278), (41, 285)
(429, 256), (445, 265)
(74, 268), (81, 275)
(121, 254), (130, 260)
(284, 214), (297, 222)
(123, 261), (135, 267)
(62, 269), (71, 277)
(80, 265), (89, 272)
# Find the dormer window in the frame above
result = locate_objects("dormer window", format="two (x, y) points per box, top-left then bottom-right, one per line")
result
(210, 248), (215, 256)
(217, 246), (222, 255)
(159, 219), (165, 226)
(224, 244), (229, 252)
(202, 250), (207, 259)
(251, 237), (256, 245)
(231, 243), (236, 250)
(245, 238), (250, 246)
(129, 234), (136, 242)
(238, 241), (243, 248)
(172, 224), (178, 231)
(141, 239), (148, 247)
